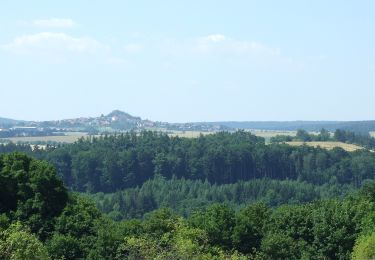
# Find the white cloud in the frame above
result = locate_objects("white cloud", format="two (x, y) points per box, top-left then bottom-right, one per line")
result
(1, 32), (135, 66)
(195, 34), (280, 56)
(230, 41), (280, 56)
(32, 18), (76, 28)
(203, 34), (226, 43)
(123, 43), (143, 54)
(1, 32), (104, 54)
(160, 34), (302, 71)
(162, 34), (280, 58)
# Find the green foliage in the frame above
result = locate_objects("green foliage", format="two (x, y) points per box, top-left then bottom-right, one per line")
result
(89, 176), (354, 220)
(143, 208), (179, 238)
(232, 203), (270, 253)
(0, 213), (10, 230)
(86, 217), (126, 260)
(261, 232), (300, 259)
(116, 236), (162, 259)
(54, 195), (102, 239)
(117, 209), (202, 259)
(116, 208), (241, 259)
(0, 222), (49, 260)
(359, 181), (375, 202)
(260, 197), (372, 259)
(189, 204), (235, 249)
(296, 129), (312, 141)
(352, 232), (375, 259)
(50, 195), (103, 258)
(0, 153), (68, 239)
(270, 134), (293, 143)
(261, 204), (314, 258)
(47, 234), (82, 260)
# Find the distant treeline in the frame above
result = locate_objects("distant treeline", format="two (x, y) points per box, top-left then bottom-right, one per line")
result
(271, 128), (375, 149)
(0, 128), (57, 138)
(214, 120), (375, 133)
(1, 131), (375, 194)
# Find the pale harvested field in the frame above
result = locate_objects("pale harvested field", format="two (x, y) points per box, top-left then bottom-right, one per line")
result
(168, 130), (295, 139)
(286, 141), (364, 152)
(1, 131), (214, 143)
(249, 130), (297, 138)
(167, 131), (214, 138)
(3, 134), (88, 143)
(370, 132), (375, 138)
(168, 130), (297, 139)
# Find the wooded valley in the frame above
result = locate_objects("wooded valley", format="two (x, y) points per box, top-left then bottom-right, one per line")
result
(1, 131), (375, 258)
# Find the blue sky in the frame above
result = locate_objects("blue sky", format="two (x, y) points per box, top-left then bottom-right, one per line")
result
(0, 1), (374, 122)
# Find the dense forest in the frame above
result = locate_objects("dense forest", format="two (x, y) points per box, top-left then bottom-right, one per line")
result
(1, 131), (375, 195)
(1, 153), (375, 259)
(1, 131), (375, 258)
(88, 176), (355, 220)
(2, 130), (375, 221)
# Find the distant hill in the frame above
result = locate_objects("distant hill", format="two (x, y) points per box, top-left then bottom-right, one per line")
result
(0, 110), (229, 133)
(0, 117), (22, 127)
(28, 110), (155, 132)
(1, 111), (375, 134)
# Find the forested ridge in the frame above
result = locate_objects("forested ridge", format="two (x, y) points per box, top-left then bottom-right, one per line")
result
(2, 130), (375, 221)
(1, 153), (375, 259)
(1, 131), (375, 194)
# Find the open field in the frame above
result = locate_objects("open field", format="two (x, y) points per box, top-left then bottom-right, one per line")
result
(1, 133), (88, 143)
(3, 129), (367, 145)
(249, 130), (296, 142)
(1, 131), (213, 143)
(167, 130), (298, 139)
(167, 131), (214, 138)
(249, 130), (297, 138)
(285, 141), (364, 152)
(370, 131), (375, 138)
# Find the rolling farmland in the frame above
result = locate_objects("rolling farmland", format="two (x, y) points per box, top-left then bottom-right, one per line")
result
(285, 141), (364, 152)
(249, 130), (296, 142)
(1, 132), (88, 144)
(1, 130), (373, 150)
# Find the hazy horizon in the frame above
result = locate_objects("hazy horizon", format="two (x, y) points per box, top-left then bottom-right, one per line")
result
(2, 108), (375, 124)
(1, 1), (374, 122)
